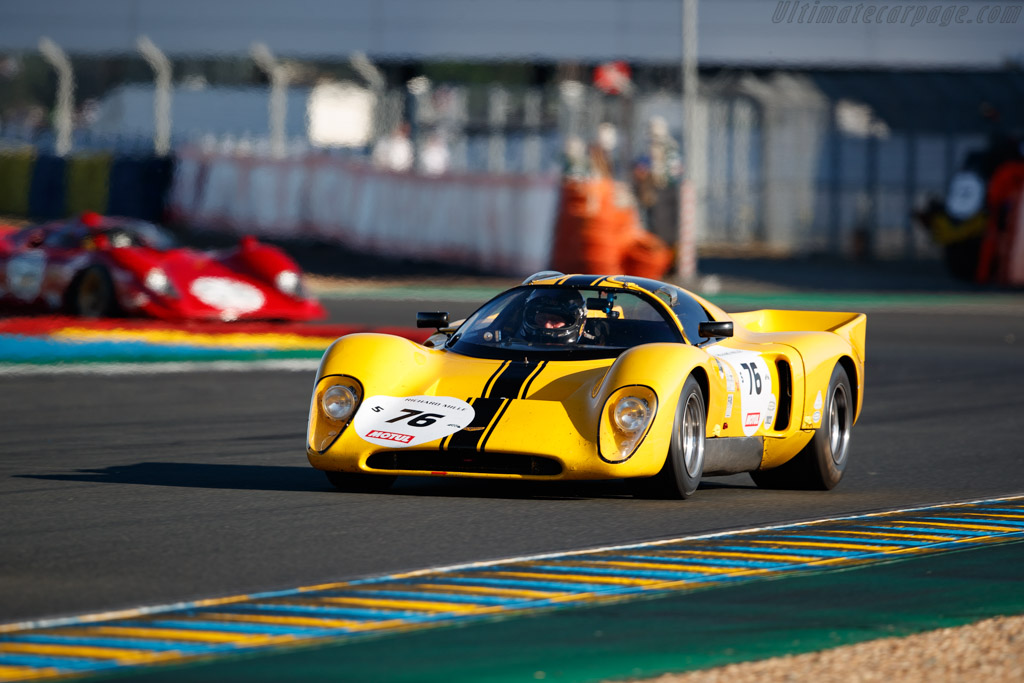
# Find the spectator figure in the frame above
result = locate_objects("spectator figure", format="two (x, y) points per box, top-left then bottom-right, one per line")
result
(561, 135), (589, 180)
(632, 115), (682, 244)
(372, 122), (414, 172)
(419, 131), (450, 175)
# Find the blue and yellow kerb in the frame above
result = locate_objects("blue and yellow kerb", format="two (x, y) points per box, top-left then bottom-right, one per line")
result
(2, 495), (1023, 681)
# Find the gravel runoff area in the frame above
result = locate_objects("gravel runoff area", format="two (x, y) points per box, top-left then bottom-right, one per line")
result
(627, 614), (1024, 683)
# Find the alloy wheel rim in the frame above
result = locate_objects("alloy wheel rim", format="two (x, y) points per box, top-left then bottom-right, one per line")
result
(828, 383), (850, 466)
(681, 393), (705, 478)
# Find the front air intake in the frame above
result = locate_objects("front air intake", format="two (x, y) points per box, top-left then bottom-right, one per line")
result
(366, 451), (562, 476)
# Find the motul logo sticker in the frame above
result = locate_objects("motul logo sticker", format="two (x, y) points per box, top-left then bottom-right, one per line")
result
(366, 430), (414, 444)
(744, 413), (761, 428)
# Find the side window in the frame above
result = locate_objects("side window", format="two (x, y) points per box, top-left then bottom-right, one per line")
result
(671, 296), (713, 344)
(42, 228), (77, 249)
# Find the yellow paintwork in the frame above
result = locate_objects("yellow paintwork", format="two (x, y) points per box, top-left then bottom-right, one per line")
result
(307, 275), (866, 482)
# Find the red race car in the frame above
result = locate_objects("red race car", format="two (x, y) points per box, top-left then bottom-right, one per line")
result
(0, 213), (326, 321)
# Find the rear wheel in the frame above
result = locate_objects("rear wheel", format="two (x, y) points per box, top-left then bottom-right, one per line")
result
(325, 470), (396, 493)
(70, 267), (117, 318)
(635, 376), (705, 499)
(751, 364), (852, 490)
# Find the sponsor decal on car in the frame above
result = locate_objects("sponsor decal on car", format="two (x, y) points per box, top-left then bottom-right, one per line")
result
(6, 251), (46, 300)
(354, 395), (476, 448)
(365, 430), (414, 444)
(707, 345), (774, 437)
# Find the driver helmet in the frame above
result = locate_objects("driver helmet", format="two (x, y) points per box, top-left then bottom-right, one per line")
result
(521, 289), (587, 344)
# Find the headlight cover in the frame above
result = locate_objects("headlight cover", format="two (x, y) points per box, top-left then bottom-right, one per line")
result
(144, 268), (175, 296)
(613, 396), (650, 432)
(308, 376), (363, 453)
(322, 384), (357, 422)
(275, 270), (301, 296)
(599, 385), (658, 463)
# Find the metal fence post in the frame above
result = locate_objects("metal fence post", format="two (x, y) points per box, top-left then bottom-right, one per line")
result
(137, 36), (173, 157)
(250, 42), (289, 159)
(38, 37), (74, 157)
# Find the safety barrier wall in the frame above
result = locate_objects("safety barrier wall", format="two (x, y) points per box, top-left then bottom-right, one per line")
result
(0, 150), (173, 223)
(169, 149), (562, 275)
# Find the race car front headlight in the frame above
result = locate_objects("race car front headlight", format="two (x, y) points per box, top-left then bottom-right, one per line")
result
(322, 384), (357, 422)
(308, 376), (363, 454)
(599, 386), (658, 463)
(275, 270), (301, 296)
(144, 268), (170, 295)
(613, 397), (650, 433)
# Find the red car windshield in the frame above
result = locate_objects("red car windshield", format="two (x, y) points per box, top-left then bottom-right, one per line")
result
(100, 222), (179, 251)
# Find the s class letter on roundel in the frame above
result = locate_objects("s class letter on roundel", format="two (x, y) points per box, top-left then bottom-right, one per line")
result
(353, 396), (476, 448)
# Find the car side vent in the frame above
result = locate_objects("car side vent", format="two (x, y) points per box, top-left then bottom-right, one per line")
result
(774, 359), (792, 431)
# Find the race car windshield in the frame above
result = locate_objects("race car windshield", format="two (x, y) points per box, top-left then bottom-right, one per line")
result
(107, 222), (179, 250)
(447, 286), (683, 360)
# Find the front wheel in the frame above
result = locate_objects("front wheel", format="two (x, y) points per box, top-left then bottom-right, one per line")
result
(751, 364), (853, 490)
(70, 267), (118, 318)
(325, 470), (396, 493)
(636, 376), (706, 499)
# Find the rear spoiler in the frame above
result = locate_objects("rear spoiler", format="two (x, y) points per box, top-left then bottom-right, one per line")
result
(730, 309), (867, 364)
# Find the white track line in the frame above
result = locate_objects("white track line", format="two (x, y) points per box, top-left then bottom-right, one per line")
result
(3, 493), (1022, 634)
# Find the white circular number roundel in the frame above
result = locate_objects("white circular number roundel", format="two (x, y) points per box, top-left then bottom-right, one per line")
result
(706, 346), (774, 437)
(189, 277), (265, 313)
(7, 251), (46, 301)
(353, 396), (475, 448)
(945, 171), (985, 221)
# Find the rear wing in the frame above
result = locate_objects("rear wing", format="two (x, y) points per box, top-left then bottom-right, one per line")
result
(730, 309), (867, 363)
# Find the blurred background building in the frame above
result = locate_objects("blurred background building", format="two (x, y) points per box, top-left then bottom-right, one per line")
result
(1, 0), (1022, 266)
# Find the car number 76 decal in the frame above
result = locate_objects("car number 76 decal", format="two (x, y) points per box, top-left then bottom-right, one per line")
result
(706, 346), (775, 437)
(354, 396), (476, 448)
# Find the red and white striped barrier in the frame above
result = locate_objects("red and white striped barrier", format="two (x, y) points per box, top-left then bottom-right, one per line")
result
(169, 149), (560, 275)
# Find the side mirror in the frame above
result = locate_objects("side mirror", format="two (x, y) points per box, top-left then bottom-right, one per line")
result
(698, 321), (733, 339)
(417, 311), (450, 329)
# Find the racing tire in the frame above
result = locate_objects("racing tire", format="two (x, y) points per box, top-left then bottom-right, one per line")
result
(635, 376), (706, 500)
(70, 267), (118, 318)
(750, 364), (852, 491)
(325, 470), (396, 493)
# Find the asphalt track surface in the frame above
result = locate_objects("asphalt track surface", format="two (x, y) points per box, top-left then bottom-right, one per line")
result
(2, 296), (1024, 630)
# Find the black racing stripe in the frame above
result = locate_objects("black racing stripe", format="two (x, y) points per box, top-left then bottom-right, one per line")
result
(563, 275), (602, 288)
(439, 397), (477, 451)
(482, 362), (509, 398)
(518, 361), (548, 399)
(488, 360), (540, 399)
(479, 399), (512, 452)
(446, 398), (505, 452)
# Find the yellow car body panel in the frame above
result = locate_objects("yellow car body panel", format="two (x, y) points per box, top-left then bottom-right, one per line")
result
(307, 274), (866, 485)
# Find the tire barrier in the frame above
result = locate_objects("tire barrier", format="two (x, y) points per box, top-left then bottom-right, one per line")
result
(0, 150), (173, 223)
(551, 177), (672, 279)
(66, 153), (112, 217)
(107, 155), (175, 223)
(977, 163), (1024, 286)
(0, 148), (34, 216)
(169, 148), (561, 275)
(27, 154), (67, 221)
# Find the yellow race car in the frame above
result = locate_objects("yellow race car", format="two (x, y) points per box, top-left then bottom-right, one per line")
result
(307, 272), (866, 498)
